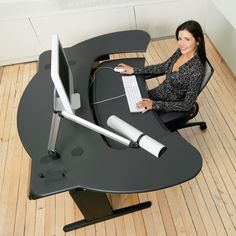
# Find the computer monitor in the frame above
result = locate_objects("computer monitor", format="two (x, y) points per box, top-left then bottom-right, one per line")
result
(51, 34), (81, 114)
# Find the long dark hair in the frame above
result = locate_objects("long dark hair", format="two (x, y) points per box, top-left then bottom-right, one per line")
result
(175, 20), (206, 64)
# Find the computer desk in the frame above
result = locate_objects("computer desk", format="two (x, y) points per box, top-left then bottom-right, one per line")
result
(17, 30), (202, 232)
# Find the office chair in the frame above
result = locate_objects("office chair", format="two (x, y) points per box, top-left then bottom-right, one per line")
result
(143, 58), (214, 132)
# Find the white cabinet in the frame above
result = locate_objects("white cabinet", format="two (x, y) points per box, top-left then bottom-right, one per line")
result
(206, 0), (236, 75)
(0, 3), (137, 65)
(30, 7), (136, 52)
(0, 18), (41, 65)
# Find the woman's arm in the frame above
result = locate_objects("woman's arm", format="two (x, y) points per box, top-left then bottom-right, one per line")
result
(116, 49), (180, 75)
(116, 59), (169, 76)
(134, 49), (180, 75)
(133, 62), (167, 75)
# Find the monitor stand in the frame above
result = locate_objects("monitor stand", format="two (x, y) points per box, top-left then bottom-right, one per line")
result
(47, 90), (81, 159)
(47, 111), (61, 160)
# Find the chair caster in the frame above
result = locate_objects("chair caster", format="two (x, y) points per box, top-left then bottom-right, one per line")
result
(200, 123), (207, 130)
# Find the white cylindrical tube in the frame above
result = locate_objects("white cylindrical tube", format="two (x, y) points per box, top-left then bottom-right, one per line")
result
(107, 115), (166, 158)
(107, 115), (143, 142)
(139, 135), (166, 158)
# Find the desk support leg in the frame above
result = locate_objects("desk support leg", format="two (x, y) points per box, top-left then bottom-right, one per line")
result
(48, 112), (61, 159)
(63, 189), (151, 232)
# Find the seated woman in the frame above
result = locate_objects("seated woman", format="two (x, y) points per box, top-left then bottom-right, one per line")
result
(117, 20), (206, 112)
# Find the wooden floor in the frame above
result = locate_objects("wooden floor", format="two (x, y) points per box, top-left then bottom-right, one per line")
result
(0, 36), (236, 236)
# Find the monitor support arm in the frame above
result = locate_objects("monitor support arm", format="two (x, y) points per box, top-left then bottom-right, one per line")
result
(48, 110), (166, 160)
(47, 110), (138, 160)
(60, 111), (136, 147)
(47, 110), (62, 160)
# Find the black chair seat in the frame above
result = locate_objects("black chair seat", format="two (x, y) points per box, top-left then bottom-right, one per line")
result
(159, 102), (199, 131)
(160, 111), (190, 124)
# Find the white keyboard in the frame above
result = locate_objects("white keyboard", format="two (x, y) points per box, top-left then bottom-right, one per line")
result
(122, 75), (144, 113)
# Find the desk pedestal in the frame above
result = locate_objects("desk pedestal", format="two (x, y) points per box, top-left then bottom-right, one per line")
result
(64, 189), (151, 232)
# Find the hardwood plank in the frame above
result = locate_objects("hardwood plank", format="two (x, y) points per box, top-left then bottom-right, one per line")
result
(154, 190), (175, 236)
(95, 222), (106, 236)
(181, 128), (227, 236)
(34, 198), (46, 236)
(24, 194), (37, 236)
(55, 193), (66, 236)
(132, 211), (147, 236)
(44, 196), (56, 236)
(64, 193), (76, 236)
(0, 66), (3, 83)
(180, 182), (206, 236)
(105, 219), (116, 236)
(0, 66), (11, 140)
(165, 187), (188, 236)
(188, 177), (218, 236)
(13, 149), (30, 236)
(75, 204), (86, 236)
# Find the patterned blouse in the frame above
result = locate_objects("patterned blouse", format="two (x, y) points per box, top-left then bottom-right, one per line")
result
(134, 49), (204, 112)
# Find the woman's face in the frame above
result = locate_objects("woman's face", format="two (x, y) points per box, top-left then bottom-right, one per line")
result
(178, 29), (198, 57)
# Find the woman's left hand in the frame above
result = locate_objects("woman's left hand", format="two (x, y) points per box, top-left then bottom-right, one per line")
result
(136, 98), (153, 112)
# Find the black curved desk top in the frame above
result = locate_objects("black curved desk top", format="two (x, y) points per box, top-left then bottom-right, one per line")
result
(17, 30), (202, 199)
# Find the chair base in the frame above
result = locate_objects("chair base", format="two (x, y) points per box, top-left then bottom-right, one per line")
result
(166, 121), (207, 132)
(184, 121), (207, 130)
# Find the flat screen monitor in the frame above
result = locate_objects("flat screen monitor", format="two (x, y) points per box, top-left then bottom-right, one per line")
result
(51, 34), (80, 114)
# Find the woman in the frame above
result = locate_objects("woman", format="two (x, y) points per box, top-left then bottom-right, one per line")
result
(117, 20), (206, 112)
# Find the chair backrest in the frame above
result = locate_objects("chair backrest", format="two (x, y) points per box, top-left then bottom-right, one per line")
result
(200, 58), (214, 92)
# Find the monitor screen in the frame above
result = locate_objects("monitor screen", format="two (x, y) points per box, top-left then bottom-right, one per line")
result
(58, 41), (70, 100)
(51, 34), (80, 114)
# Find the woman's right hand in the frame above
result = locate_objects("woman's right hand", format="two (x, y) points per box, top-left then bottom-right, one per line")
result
(117, 63), (134, 74)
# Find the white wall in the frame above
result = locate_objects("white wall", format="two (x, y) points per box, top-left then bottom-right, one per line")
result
(209, 0), (236, 29)
(206, 0), (236, 75)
